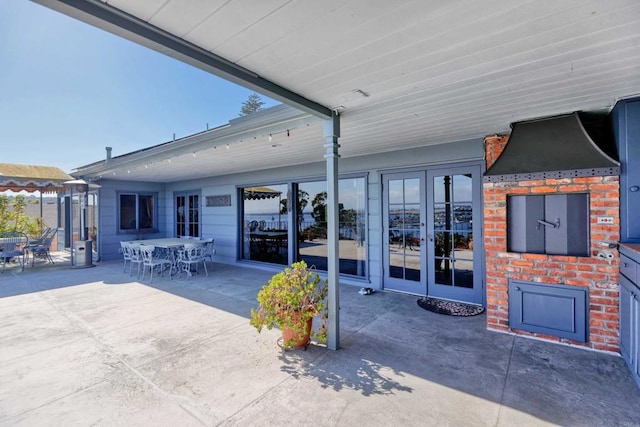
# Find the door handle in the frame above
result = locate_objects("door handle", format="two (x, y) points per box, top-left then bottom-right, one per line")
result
(536, 218), (560, 229)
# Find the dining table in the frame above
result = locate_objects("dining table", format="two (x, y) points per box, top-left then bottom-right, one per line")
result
(134, 238), (205, 276)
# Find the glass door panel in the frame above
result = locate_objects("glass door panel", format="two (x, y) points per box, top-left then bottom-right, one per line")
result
(383, 174), (426, 294)
(427, 167), (482, 304)
(176, 193), (200, 238)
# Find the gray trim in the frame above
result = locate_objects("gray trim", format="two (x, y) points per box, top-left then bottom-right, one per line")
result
(483, 167), (620, 182)
(35, 0), (332, 118)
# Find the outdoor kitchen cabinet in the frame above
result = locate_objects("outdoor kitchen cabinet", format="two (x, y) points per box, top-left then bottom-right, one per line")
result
(612, 98), (640, 243)
(619, 245), (640, 389)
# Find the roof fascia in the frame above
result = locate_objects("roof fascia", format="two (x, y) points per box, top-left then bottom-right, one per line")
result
(73, 104), (319, 176)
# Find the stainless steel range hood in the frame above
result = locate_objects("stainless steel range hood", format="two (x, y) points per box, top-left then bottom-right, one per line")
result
(484, 112), (620, 182)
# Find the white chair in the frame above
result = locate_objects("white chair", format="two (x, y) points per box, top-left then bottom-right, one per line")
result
(139, 245), (172, 283)
(178, 243), (208, 279)
(127, 243), (144, 278)
(120, 241), (132, 273)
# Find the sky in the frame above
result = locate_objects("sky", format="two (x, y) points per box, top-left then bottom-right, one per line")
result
(0, 0), (278, 174)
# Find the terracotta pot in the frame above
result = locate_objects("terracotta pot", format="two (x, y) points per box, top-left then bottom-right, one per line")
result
(281, 315), (313, 349)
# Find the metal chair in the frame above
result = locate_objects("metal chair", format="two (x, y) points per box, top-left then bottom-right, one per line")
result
(138, 245), (172, 283)
(203, 238), (216, 265)
(28, 228), (57, 267)
(120, 241), (133, 273)
(178, 243), (208, 279)
(26, 227), (55, 247)
(0, 231), (28, 273)
(127, 243), (144, 278)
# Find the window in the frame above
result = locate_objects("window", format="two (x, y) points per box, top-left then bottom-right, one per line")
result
(241, 184), (288, 265)
(118, 193), (156, 232)
(297, 177), (366, 277)
(239, 176), (367, 277)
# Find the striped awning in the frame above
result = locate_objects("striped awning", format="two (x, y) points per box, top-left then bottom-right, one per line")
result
(0, 163), (73, 193)
(243, 186), (282, 200)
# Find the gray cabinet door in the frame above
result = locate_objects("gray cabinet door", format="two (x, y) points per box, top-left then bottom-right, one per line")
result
(620, 275), (635, 364)
(613, 99), (640, 242)
(634, 293), (640, 379)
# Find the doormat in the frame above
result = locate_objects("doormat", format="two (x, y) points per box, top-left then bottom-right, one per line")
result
(417, 296), (485, 317)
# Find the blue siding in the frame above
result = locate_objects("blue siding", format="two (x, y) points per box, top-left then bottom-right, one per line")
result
(97, 180), (167, 261)
(95, 139), (484, 288)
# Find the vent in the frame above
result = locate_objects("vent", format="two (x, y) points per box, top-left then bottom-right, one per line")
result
(484, 112), (620, 182)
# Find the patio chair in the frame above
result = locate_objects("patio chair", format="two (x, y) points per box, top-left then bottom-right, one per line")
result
(127, 243), (144, 278)
(28, 228), (58, 267)
(27, 227), (55, 247)
(23, 228), (54, 264)
(138, 245), (172, 283)
(203, 238), (216, 265)
(120, 241), (133, 273)
(178, 243), (208, 279)
(0, 231), (28, 273)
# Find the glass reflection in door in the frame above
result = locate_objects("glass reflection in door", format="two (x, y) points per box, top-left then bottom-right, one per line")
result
(432, 174), (474, 289)
(176, 193), (200, 238)
(386, 176), (423, 289)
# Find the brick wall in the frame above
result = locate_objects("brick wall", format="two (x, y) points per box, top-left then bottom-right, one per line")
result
(483, 136), (621, 352)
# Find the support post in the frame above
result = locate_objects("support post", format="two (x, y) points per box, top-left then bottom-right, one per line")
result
(324, 112), (340, 350)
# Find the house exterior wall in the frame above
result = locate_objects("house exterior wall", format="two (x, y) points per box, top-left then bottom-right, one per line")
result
(97, 179), (167, 260)
(93, 138), (484, 287)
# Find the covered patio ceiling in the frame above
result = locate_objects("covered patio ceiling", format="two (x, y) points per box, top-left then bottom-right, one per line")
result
(35, 0), (640, 182)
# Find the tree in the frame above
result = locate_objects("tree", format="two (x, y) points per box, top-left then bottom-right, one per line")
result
(0, 194), (41, 236)
(239, 93), (265, 116)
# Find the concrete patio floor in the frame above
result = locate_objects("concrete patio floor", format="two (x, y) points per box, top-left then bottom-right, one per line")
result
(1, 260), (639, 426)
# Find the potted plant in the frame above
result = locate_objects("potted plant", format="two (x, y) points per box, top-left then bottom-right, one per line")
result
(250, 260), (328, 349)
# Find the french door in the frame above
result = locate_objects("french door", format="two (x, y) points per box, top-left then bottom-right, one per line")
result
(383, 173), (426, 294)
(175, 193), (200, 238)
(383, 165), (483, 304)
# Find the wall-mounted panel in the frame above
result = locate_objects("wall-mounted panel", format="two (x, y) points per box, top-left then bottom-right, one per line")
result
(507, 195), (544, 253)
(507, 193), (589, 256)
(545, 194), (589, 256)
(509, 280), (587, 342)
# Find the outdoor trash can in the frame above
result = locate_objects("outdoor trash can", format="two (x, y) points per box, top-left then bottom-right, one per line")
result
(73, 240), (94, 268)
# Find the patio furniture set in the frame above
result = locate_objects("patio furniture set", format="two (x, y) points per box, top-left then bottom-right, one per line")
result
(120, 237), (215, 283)
(0, 228), (58, 273)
